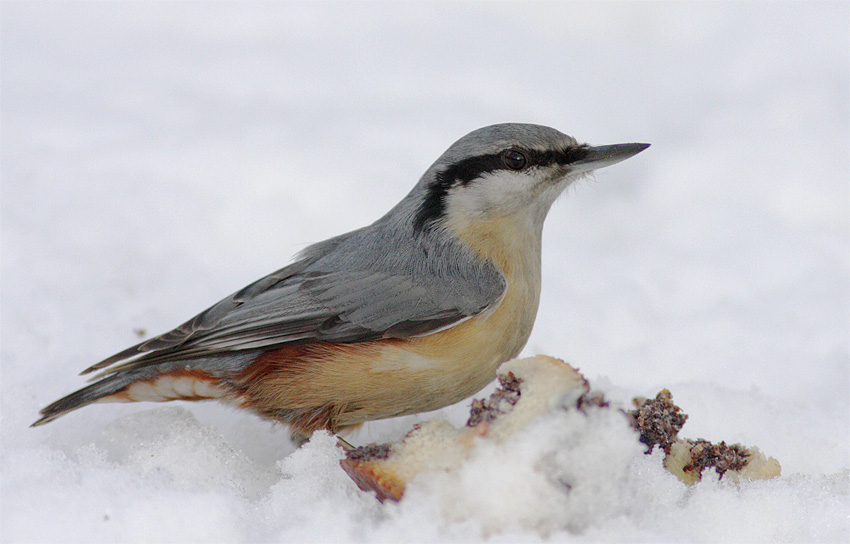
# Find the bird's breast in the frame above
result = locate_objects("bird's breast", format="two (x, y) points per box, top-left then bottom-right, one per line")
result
(372, 211), (546, 405)
(396, 253), (541, 396)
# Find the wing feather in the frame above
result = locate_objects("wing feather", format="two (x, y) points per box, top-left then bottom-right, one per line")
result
(84, 226), (506, 378)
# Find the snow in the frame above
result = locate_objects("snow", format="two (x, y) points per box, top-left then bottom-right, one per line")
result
(2, 2), (848, 542)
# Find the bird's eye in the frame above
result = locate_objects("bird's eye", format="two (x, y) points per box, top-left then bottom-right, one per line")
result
(502, 149), (527, 170)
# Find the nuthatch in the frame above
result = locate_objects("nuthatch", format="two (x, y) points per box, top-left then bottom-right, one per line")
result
(33, 124), (649, 440)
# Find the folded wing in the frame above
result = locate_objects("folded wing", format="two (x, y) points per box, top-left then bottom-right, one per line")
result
(83, 231), (506, 379)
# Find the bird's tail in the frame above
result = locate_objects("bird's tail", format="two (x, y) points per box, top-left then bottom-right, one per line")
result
(31, 353), (257, 427)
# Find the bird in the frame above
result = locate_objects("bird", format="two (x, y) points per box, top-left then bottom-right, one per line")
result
(32, 123), (649, 442)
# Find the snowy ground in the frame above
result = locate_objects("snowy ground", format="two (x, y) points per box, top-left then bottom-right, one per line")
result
(2, 2), (848, 542)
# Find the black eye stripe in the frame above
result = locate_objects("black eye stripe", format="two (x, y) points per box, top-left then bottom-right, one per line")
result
(413, 144), (590, 231)
(446, 145), (590, 186)
(525, 145), (590, 169)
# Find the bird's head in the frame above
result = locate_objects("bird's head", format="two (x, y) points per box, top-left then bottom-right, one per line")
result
(412, 123), (649, 234)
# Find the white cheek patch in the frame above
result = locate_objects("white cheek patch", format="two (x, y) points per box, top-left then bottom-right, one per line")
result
(445, 167), (578, 222)
(447, 170), (538, 217)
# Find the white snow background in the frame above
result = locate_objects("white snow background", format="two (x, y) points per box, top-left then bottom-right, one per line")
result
(2, 2), (848, 542)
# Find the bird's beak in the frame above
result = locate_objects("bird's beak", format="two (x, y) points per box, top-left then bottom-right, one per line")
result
(570, 143), (650, 174)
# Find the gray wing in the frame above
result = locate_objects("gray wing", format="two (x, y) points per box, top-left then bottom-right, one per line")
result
(83, 226), (506, 376)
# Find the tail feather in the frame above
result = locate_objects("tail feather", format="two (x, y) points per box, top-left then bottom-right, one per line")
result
(32, 353), (257, 427)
